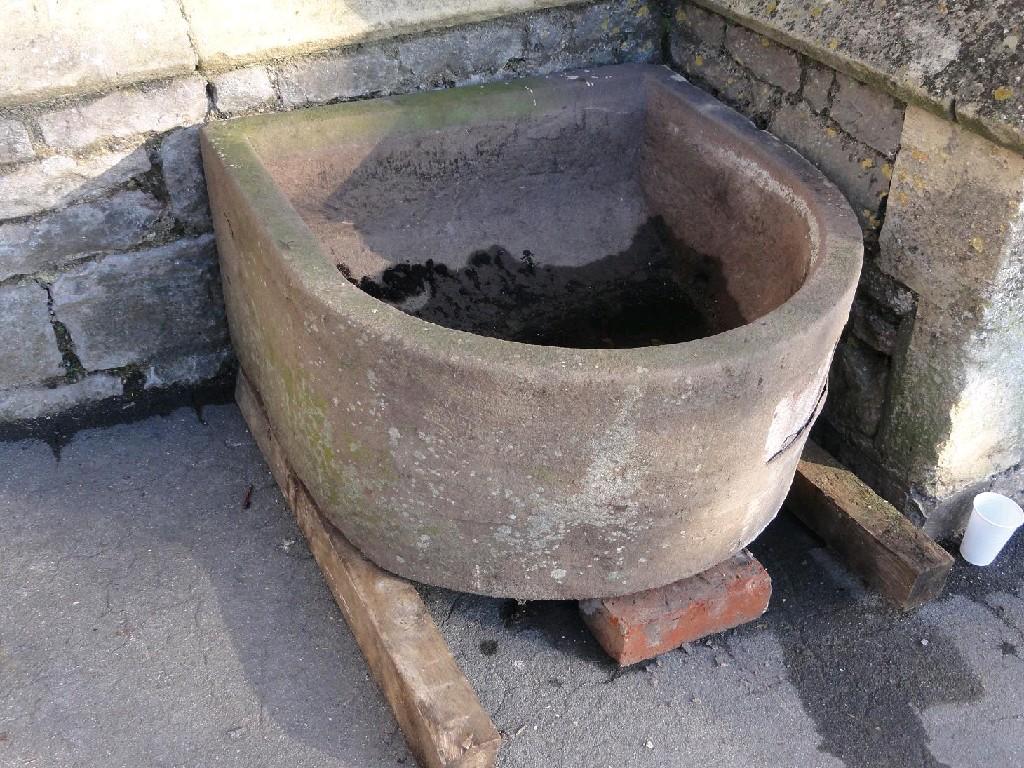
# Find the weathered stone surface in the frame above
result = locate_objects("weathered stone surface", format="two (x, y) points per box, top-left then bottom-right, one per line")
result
(580, 551), (771, 665)
(0, 0), (195, 107)
(180, 0), (580, 70)
(38, 77), (208, 152)
(682, 0), (1024, 153)
(0, 283), (63, 389)
(144, 348), (233, 389)
(0, 374), (122, 422)
(827, 338), (887, 437)
(398, 22), (524, 86)
(276, 48), (405, 108)
(724, 23), (800, 93)
(210, 67), (278, 114)
(0, 119), (35, 164)
(672, 40), (777, 120)
(848, 295), (901, 355)
(0, 191), (163, 280)
(0, 148), (151, 220)
(673, 2), (726, 50)
(50, 235), (227, 371)
(769, 101), (891, 227)
(877, 106), (1024, 512)
(831, 73), (905, 156)
(802, 61), (834, 113)
(160, 128), (212, 231)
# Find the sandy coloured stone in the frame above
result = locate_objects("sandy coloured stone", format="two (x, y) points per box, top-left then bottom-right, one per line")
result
(0, 119), (35, 164)
(210, 67), (278, 114)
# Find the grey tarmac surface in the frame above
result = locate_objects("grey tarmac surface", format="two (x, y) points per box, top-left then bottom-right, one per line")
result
(1, 404), (1021, 767)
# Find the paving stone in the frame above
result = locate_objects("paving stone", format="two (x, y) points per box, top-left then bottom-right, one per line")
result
(276, 48), (404, 108)
(144, 348), (233, 389)
(0, 0), (195, 106)
(0, 374), (122, 422)
(159, 128), (211, 231)
(831, 73), (904, 156)
(0, 191), (163, 280)
(38, 77), (208, 152)
(50, 235), (227, 371)
(0, 282), (64, 390)
(0, 148), (152, 220)
(0, 119), (35, 164)
(210, 67), (278, 114)
(580, 551), (771, 666)
(724, 23), (800, 93)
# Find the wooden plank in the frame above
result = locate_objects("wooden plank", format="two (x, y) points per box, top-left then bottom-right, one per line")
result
(236, 372), (500, 768)
(789, 440), (954, 609)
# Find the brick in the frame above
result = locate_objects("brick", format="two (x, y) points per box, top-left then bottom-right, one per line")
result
(802, 61), (834, 113)
(0, 147), (151, 220)
(0, 0), (195, 107)
(210, 67), (278, 114)
(159, 128), (211, 230)
(769, 101), (890, 227)
(0, 191), (163, 280)
(0, 119), (35, 164)
(724, 24), (800, 93)
(831, 74), (904, 156)
(580, 551), (771, 666)
(38, 77), (208, 152)
(276, 48), (404, 108)
(50, 235), (227, 371)
(0, 374), (122, 422)
(673, 2), (726, 49)
(0, 282), (64, 390)
(398, 23), (525, 87)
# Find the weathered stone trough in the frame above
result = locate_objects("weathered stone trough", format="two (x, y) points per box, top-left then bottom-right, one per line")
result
(201, 64), (862, 599)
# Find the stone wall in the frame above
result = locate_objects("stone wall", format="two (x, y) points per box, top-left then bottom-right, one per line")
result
(0, 0), (659, 426)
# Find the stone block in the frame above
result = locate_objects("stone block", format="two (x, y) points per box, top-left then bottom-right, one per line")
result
(0, 148), (152, 220)
(580, 551), (771, 666)
(159, 128), (211, 230)
(0, 119), (35, 164)
(210, 67), (278, 114)
(848, 295), (900, 355)
(50, 235), (227, 371)
(826, 338), (888, 437)
(877, 106), (1024, 513)
(38, 77), (208, 152)
(830, 73), (904, 156)
(769, 101), (890, 227)
(0, 191), (163, 280)
(144, 348), (233, 389)
(0, 0), (195, 107)
(276, 48), (404, 108)
(0, 283), (64, 390)
(724, 23), (800, 93)
(674, 42), (777, 120)
(802, 61), (834, 113)
(0, 374), (122, 423)
(673, 2), (726, 50)
(397, 22), (525, 87)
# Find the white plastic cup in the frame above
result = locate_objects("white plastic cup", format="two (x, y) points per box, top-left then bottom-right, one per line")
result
(960, 492), (1024, 566)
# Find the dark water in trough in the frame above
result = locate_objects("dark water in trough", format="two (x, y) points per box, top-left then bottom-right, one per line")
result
(340, 217), (745, 349)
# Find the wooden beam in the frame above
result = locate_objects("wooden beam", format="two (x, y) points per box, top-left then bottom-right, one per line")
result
(236, 372), (500, 768)
(789, 440), (954, 609)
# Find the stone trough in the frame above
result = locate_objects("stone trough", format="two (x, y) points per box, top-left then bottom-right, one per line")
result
(201, 64), (862, 600)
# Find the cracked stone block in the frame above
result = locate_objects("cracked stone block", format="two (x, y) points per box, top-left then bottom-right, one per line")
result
(876, 107), (1024, 527)
(160, 128), (212, 231)
(0, 0), (195, 106)
(0, 147), (152, 220)
(580, 551), (771, 666)
(0, 374), (122, 422)
(210, 66), (278, 114)
(0, 119), (35, 164)
(398, 23), (525, 87)
(0, 282), (64, 390)
(38, 76), (208, 152)
(0, 191), (163, 280)
(830, 73), (905, 156)
(50, 234), (227, 371)
(769, 101), (890, 229)
(724, 23), (800, 93)
(802, 61), (834, 113)
(276, 48), (404, 108)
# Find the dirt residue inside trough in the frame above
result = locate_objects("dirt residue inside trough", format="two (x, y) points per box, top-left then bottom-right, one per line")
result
(341, 216), (744, 348)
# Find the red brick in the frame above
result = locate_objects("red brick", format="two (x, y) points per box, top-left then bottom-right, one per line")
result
(579, 551), (771, 666)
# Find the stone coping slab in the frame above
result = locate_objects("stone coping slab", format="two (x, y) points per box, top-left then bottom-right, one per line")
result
(688, 0), (1024, 154)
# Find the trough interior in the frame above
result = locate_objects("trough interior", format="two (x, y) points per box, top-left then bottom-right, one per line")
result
(253, 69), (814, 348)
